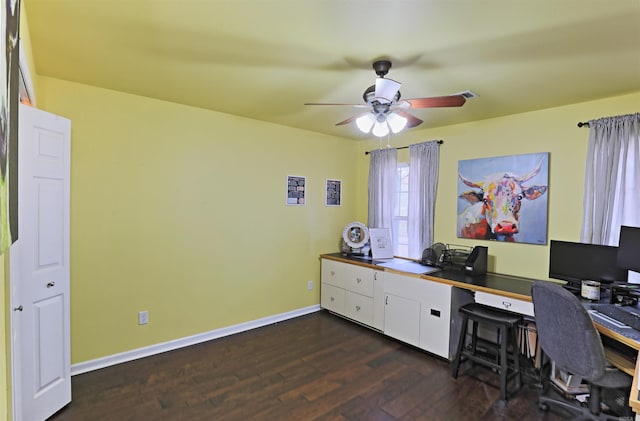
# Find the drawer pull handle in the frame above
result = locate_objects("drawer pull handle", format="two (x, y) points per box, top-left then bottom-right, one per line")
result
(330, 297), (335, 302)
(430, 309), (441, 318)
(502, 301), (512, 309)
(385, 296), (389, 305)
(330, 271), (335, 276)
(356, 277), (362, 283)
(356, 305), (361, 312)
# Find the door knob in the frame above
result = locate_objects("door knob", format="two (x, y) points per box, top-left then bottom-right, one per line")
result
(14, 305), (23, 312)
(47, 281), (55, 288)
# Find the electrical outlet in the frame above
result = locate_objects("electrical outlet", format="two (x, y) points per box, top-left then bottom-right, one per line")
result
(307, 280), (313, 291)
(138, 310), (149, 325)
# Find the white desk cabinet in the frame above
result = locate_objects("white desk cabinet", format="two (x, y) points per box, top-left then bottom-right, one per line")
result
(384, 271), (469, 358)
(321, 258), (472, 359)
(320, 258), (384, 330)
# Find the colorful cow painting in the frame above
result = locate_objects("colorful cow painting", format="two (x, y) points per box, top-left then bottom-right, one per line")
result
(457, 153), (549, 244)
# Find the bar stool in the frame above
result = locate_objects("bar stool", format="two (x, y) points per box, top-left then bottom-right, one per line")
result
(451, 302), (523, 400)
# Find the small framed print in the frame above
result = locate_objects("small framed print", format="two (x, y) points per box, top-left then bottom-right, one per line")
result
(287, 175), (306, 205)
(326, 179), (341, 206)
(369, 228), (394, 259)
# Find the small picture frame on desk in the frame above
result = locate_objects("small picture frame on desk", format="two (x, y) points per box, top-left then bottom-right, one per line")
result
(369, 228), (393, 259)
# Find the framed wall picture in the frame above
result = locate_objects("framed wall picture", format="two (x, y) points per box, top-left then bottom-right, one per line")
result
(325, 179), (341, 206)
(457, 152), (549, 244)
(286, 175), (306, 205)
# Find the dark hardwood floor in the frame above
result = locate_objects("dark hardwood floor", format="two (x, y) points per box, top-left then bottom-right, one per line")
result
(49, 311), (571, 421)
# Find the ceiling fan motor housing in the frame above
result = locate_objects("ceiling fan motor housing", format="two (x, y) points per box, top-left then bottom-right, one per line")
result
(372, 60), (392, 77)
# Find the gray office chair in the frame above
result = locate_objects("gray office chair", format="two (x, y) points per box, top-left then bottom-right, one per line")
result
(531, 281), (632, 420)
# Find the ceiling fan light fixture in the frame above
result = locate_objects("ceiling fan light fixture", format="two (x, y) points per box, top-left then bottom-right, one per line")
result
(386, 112), (407, 134)
(372, 120), (390, 137)
(355, 113), (376, 133)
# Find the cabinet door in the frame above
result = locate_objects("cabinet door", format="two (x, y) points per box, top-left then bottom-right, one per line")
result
(321, 259), (345, 289)
(321, 283), (345, 314)
(384, 293), (421, 347)
(419, 282), (452, 358)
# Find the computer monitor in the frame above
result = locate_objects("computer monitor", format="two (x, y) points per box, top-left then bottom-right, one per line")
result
(549, 240), (628, 284)
(618, 225), (640, 273)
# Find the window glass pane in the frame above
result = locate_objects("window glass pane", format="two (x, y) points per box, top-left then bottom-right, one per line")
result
(398, 192), (409, 216)
(393, 163), (410, 257)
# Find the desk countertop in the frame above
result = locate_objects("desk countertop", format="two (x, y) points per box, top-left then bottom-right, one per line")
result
(321, 253), (536, 301)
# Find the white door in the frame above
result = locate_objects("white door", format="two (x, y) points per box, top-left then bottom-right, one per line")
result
(11, 104), (71, 421)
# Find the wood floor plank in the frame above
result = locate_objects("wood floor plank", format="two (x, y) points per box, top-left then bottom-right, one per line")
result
(49, 311), (575, 420)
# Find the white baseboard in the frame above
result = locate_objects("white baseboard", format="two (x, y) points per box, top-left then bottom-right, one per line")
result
(71, 305), (321, 376)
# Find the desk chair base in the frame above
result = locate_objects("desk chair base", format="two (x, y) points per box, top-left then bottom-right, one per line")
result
(538, 382), (632, 421)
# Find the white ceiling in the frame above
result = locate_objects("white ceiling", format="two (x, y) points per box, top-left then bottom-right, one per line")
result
(25, 0), (640, 140)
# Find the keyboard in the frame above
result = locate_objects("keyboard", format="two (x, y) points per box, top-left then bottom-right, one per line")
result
(591, 304), (640, 331)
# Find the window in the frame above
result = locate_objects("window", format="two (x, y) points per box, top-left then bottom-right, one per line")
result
(393, 163), (409, 256)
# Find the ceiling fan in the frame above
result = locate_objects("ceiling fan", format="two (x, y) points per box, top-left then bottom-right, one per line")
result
(305, 60), (475, 137)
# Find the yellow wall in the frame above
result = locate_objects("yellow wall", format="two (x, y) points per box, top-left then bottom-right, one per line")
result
(355, 92), (640, 278)
(36, 77), (359, 363)
(36, 76), (638, 366)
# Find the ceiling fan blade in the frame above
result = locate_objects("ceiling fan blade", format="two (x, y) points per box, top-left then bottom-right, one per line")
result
(335, 114), (364, 126)
(403, 95), (467, 108)
(395, 110), (423, 128)
(304, 102), (371, 108)
(374, 78), (401, 103)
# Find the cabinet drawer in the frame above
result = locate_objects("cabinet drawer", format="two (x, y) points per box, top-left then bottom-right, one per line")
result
(345, 291), (374, 326)
(321, 283), (345, 314)
(475, 291), (534, 317)
(321, 259), (345, 288)
(344, 265), (377, 297)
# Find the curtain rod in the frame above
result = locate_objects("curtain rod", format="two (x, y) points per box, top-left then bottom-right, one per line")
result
(365, 140), (444, 155)
(577, 121), (590, 128)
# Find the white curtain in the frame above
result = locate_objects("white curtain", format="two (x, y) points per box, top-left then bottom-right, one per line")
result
(408, 141), (440, 259)
(581, 112), (640, 246)
(368, 148), (398, 232)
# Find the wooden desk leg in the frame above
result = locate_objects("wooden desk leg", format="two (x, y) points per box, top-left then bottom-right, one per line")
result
(630, 352), (640, 419)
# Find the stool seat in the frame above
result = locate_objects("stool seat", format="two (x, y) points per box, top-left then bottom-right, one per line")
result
(459, 303), (522, 327)
(452, 302), (523, 401)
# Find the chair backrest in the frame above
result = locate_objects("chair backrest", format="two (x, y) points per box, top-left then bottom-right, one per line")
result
(531, 281), (607, 381)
